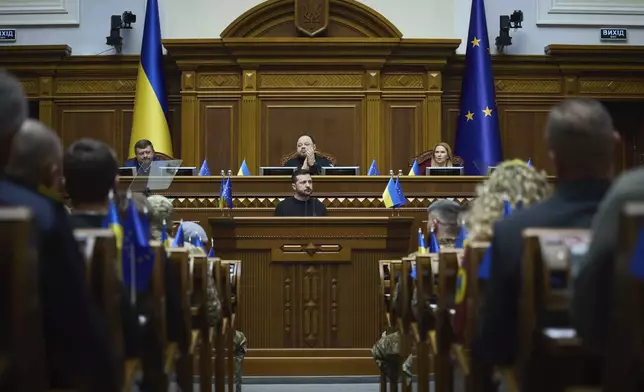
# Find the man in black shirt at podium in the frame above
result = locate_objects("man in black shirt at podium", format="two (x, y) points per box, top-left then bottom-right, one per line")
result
(274, 169), (327, 217)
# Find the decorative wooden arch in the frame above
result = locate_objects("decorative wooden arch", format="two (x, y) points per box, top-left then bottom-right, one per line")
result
(221, 0), (402, 38)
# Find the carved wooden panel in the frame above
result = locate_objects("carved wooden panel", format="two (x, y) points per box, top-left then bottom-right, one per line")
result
(382, 74), (424, 90)
(579, 79), (644, 95)
(58, 108), (119, 154)
(384, 100), (424, 171)
(259, 73), (363, 89)
(56, 79), (137, 94)
(500, 107), (555, 174)
(261, 100), (363, 166)
(200, 99), (240, 173)
(198, 73), (241, 90)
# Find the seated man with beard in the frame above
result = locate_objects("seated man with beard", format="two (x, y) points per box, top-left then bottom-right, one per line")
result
(123, 139), (160, 174)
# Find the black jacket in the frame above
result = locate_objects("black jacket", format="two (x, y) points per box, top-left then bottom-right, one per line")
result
(283, 155), (333, 175)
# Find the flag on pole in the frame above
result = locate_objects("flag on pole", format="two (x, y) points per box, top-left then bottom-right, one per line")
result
(454, 0), (502, 175)
(408, 159), (420, 176)
(367, 159), (380, 176)
(238, 159), (251, 176)
(128, 0), (173, 159)
(198, 159), (211, 176)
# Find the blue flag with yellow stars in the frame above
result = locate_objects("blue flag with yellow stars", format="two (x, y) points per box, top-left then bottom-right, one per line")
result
(454, 0), (503, 175)
(122, 197), (155, 293)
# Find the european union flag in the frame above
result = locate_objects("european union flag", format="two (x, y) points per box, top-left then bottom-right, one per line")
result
(171, 221), (184, 248)
(454, 0), (502, 175)
(122, 197), (155, 294)
(526, 158), (532, 167)
(478, 247), (493, 279)
(428, 230), (440, 253)
(208, 238), (215, 258)
(503, 198), (512, 217)
(367, 159), (380, 176)
(237, 159), (251, 176)
(455, 224), (468, 249)
(630, 226), (644, 280)
(198, 159), (211, 176)
(394, 177), (406, 208)
(192, 235), (206, 252)
(222, 177), (233, 209)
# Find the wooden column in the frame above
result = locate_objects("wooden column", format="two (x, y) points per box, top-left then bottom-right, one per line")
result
(240, 70), (259, 172)
(180, 71), (198, 166)
(365, 69), (383, 170)
(38, 76), (54, 128)
(425, 71), (443, 149)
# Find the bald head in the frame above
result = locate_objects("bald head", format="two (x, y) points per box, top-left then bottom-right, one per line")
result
(0, 70), (28, 168)
(546, 99), (617, 178)
(6, 119), (63, 189)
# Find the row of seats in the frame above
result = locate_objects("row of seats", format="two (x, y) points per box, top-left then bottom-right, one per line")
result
(0, 206), (243, 392)
(377, 201), (644, 392)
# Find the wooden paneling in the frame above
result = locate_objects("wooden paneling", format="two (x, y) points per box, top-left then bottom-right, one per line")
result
(500, 107), (554, 173)
(385, 100), (423, 172)
(200, 100), (240, 173)
(58, 108), (119, 153)
(261, 100), (363, 166)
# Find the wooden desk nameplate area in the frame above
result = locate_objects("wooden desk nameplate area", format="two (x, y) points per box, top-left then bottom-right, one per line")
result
(209, 216), (414, 376)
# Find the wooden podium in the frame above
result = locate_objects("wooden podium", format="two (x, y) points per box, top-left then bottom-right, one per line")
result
(208, 216), (414, 375)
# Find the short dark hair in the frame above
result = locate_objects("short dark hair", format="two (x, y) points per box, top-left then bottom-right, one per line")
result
(297, 134), (315, 144)
(134, 139), (154, 151)
(64, 139), (119, 206)
(291, 168), (311, 183)
(546, 99), (615, 173)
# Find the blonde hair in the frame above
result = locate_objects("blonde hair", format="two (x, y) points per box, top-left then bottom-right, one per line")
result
(466, 159), (552, 241)
(431, 142), (453, 167)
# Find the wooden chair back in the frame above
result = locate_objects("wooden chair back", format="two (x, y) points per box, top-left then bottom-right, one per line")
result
(0, 207), (48, 391)
(516, 228), (593, 392)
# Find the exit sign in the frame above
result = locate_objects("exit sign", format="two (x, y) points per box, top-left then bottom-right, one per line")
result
(601, 28), (627, 41)
(0, 29), (16, 42)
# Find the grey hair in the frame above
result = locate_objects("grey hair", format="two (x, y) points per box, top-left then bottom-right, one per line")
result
(0, 70), (27, 139)
(5, 119), (62, 182)
(546, 99), (615, 173)
(427, 199), (462, 226)
(147, 194), (173, 240)
(181, 221), (208, 243)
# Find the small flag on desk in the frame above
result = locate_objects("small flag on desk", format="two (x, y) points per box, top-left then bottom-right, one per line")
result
(208, 238), (215, 258)
(222, 177), (233, 209)
(408, 159), (420, 176)
(102, 190), (123, 280)
(503, 197), (512, 217)
(428, 228), (440, 253)
(198, 159), (211, 176)
(526, 158), (532, 167)
(454, 0), (503, 175)
(192, 235), (206, 252)
(161, 218), (170, 247)
(171, 221), (184, 248)
(477, 247), (493, 280)
(382, 176), (398, 208)
(394, 177), (406, 207)
(455, 224), (468, 249)
(218, 172), (225, 208)
(122, 195), (155, 293)
(367, 159), (380, 176)
(418, 228), (427, 255)
(238, 159), (251, 176)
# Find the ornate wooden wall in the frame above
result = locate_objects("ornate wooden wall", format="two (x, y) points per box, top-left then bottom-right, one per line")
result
(2, 0), (644, 173)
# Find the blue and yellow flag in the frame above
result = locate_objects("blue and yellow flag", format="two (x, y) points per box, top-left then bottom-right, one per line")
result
(454, 0), (502, 174)
(418, 228), (427, 255)
(428, 230), (440, 253)
(408, 159), (420, 176)
(102, 190), (123, 279)
(477, 247), (493, 280)
(122, 196), (155, 293)
(171, 221), (184, 248)
(128, 0), (173, 158)
(367, 159), (379, 176)
(161, 218), (170, 247)
(382, 176), (397, 208)
(198, 159), (211, 176)
(455, 224), (468, 249)
(238, 159), (251, 176)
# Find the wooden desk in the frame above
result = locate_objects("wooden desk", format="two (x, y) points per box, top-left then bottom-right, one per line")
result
(209, 216), (414, 376)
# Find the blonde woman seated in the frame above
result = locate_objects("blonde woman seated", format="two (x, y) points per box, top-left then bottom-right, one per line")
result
(414, 142), (463, 175)
(147, 195), (247, 392)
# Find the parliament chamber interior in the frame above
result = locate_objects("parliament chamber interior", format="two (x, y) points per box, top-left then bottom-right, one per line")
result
(2, 0), (644, 391)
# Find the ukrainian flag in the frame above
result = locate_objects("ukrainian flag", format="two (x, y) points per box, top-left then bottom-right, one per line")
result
(417, 228), (427, 254)
(128, 0), (173, 158)
(238, 159), (251, 176)
(408, 159), (420, 176)
(102, 190), (123, 280)
(382, 176), (397, 208)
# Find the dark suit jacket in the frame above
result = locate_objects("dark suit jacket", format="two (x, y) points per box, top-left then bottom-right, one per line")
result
(0, 176), (119, 391)
(122, 156), (160, 171)
(284, 155), (333, 175)
(474, 180), (610, 367)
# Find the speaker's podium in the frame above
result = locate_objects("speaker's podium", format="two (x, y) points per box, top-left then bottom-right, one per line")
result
(208, 216), (414, 376)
